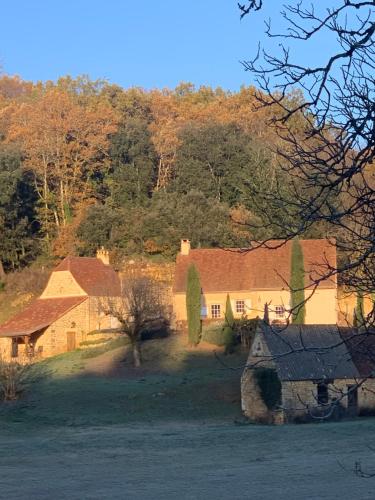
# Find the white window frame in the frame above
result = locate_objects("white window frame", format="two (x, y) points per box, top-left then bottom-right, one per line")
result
(211, 304), (221, 319)
(235, 300), (245, 314)
(274, 305), (285, 318)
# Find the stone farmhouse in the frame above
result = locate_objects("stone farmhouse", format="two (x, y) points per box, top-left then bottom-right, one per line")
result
(241, 322), (375, 424)
(173, 239), (337, 327)
(0, 249), (121, 361)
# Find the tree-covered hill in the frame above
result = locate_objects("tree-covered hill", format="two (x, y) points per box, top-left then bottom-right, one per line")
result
(0, 75), (330, 270)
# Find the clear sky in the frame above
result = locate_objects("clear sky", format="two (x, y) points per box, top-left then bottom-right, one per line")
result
(0, 0), (340, 91)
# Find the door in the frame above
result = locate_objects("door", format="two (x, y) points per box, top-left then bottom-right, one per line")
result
(66, 331), (76, 352)
(347, 385), (358, 416)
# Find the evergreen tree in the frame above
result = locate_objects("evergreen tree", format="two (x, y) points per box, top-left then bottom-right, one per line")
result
(223, 293), (235, 353)
(290, 238), (306, 324)
(186, 264), (201, 346)
(355, 293), (365, 327)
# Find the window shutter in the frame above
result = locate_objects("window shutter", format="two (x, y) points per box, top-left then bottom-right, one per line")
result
(201, 306), (207, 318)
(231, 299), (236, 314)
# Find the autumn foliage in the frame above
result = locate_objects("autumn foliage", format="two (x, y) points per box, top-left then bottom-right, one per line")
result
(0, 74), (312, 268)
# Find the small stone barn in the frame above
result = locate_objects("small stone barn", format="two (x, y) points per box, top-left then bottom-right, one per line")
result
(0, 250), (121, 361)
(241, 322), (375, 423)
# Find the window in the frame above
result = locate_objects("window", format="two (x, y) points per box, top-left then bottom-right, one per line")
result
(317, 383), (329, 405)
(211, 304), (221, 319)
(275, 305), (285, 318)
(236, 300), (245, 314)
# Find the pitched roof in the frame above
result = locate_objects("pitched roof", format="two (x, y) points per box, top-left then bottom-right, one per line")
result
(54, 256), (121, 296)
(339, 327), (375, 378)
(0, 296), (88, 337)
(173, 239), (336, 293)
(256, 322), (359, 381)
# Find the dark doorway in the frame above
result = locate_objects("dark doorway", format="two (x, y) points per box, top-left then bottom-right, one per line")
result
(347, 385), (358, 416)
(66, 331), (76, 352)
(317, 383), (329, 405)
(11, 338), (18, 358)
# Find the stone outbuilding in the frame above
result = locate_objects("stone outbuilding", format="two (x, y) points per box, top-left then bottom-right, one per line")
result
(173, 238), (337, 328)
(0, 250), (121, 361)
(241, 322), (375, 423)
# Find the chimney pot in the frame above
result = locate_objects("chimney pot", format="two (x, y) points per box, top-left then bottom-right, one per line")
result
(96, 247), (110, 266)
(180, 239), (191, 256)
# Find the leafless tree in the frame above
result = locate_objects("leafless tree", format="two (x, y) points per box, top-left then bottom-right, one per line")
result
(101, 276), (168, 367)
(236, 1), (374, 327)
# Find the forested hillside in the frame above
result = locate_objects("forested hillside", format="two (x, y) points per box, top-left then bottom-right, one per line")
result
(0, 74), (330, 271)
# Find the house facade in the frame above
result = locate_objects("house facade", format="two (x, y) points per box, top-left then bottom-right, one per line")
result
(173, 239), (337, 327)
(241, 322), (375, 424)
(0, 249), (121, 361)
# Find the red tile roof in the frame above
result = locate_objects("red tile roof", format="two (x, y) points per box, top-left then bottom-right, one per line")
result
(173, 239), (337, 293)
(55, 257), (121, 296)
(0, 296), (88, 337)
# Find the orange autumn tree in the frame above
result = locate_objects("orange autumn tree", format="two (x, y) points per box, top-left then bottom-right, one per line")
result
(8, 88), (118, 241)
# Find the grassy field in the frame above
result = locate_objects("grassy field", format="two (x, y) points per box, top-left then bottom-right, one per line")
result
(0, 335), (247, 427)
(1, 335), (375, 499)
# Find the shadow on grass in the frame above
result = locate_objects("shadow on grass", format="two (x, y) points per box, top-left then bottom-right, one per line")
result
(0, 336), (248, 428)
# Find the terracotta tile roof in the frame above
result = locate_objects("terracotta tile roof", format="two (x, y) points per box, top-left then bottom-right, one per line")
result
(0, 296), (88, 337)
(55, 257), (121, 296)
(173, 239), (337, 293)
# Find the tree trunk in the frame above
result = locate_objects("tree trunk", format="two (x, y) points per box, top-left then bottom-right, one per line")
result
(0, 260), (5, 279)
(132, 340), (142, 367)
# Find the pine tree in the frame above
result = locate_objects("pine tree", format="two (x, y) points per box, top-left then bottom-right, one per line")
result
(290, 238), (306, 324)
(223, 293), (235, 353)
(186, 264), (201, 346)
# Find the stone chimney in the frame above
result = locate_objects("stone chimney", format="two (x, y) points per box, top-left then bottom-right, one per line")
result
(180, 239), (191, 256)
(96, 247), (110, 266)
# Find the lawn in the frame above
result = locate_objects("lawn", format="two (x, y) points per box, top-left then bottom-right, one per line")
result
(1, 335), (375, 499)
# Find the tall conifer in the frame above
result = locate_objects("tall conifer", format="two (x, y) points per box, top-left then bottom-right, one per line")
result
(223, 294), (235, 353)
(186, 264), (201, 345)
(354, 293), (365, 327)
(290, 238), (306, 324)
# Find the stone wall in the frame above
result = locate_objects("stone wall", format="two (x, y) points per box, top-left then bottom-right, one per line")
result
(40, 270), (86, 298)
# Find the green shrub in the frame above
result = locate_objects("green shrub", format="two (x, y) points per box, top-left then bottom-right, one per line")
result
(233, 317), (258, 348)
(254, 367), (281, 410)
(202, 324), (227, 346)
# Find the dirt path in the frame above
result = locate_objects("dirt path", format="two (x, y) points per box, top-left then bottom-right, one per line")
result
(83, 345), (130, 377)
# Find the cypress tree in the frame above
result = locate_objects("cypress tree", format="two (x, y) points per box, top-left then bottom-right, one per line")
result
(355, 293), (365, 327)
(186, 264), (201, 346)
(290, 238), (306, 324)
(223, 294), (235, 353)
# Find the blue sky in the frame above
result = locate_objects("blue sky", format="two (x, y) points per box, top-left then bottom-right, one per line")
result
(0, 0), (340, 91)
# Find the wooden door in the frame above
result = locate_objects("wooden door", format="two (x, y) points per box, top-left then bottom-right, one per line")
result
(66, 331), (76, 352)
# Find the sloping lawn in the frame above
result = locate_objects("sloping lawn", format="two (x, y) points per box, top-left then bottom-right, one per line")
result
(0, 335), (247, 427)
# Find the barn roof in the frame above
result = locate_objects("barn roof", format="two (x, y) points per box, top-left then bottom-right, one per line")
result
(54, 256), (121, 296)
(173, 239), (336, 293)
(339, 327), (375, 378)
(257, 322), (359, 381)
(0, 296), (88, 337)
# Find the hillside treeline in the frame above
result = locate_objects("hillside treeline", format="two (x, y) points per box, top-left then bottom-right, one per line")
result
(0, 74), (327, 270)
